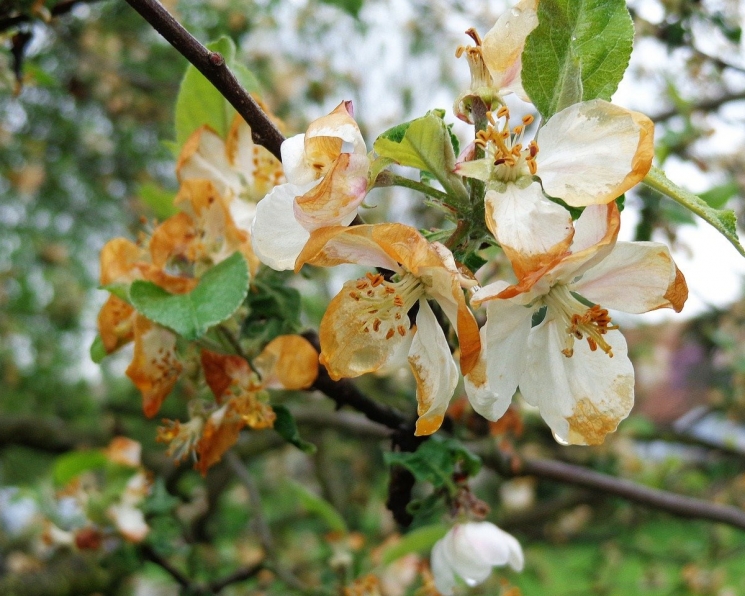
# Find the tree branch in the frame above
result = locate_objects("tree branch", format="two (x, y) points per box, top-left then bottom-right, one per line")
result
(650, 89), (745, 123)
(480, 447), (745, 531)
(122, 0), (285, 160)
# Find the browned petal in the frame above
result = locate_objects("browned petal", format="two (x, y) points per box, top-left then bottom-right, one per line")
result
(100, 238), (145, 286)
(126, 315), (182, 418)
(294, 153), (368, 229)
(254, 335), (319, 390)
(616, 111), (655, 197)
(225, 113), (285, 198)
(664, 264), (688, 313)
(201, 349), (244, 402)
(455, 291), (481, 375)
(295, 225), (394, 273)
(98, 295), (135, 354)
(195, 412), (244, 475)
(149, 212), (197, 269)
(175, 124), (218, 178)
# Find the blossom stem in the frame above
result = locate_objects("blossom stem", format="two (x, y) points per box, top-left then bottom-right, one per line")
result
(385, 173), (455, 207)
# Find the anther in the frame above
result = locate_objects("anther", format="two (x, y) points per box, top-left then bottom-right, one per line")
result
(522, 114), (534, 125)
(465, 27), (482, 46)
(386, 329), (395, 340)
(496, 106), (509, 119)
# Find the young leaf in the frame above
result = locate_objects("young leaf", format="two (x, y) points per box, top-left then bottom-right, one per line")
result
(90, 335), (107, 364)
(53, 450), (108, 486)
(643, 166), (745, 258)
(284, 480), (348, 533)
(384, 437), (481, 490)
(273, 405), (317, 454)
(174, 37), (260, 150)
(380, 524), (449, 565)
(522, 0), (634, 119)
(373, 111), (469, 204)
(129, 252), (250, 341)
(137, 181), (177, 220)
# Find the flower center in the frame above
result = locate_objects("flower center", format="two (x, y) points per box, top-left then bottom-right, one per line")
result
(475, 107), (538, 183)
(347, 271), (425, 339)
(542, 284), (618, 358)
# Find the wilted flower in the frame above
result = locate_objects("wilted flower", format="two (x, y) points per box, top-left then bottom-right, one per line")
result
(295, 223), (480, 435)
(252, 100), (370, 270)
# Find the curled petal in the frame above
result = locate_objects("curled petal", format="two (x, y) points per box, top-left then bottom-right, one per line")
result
(296, 223), (440, 273)
(573, 241), (688, 314)
(421, 261), (481, 375)
(251, 182), (314, 271)
(98, 295), (135, 354)
(100, 238), (145, 286)
(254, 335), (319, 390)
(521, 319), (635, 445)
(306, 100), (366, 154)
(411, 300), (459, 436)
(293, 153), (369, 230)
(465, 299), (532, 420)
(282, 134), (316, 186)
(485, 184), (574, 279)
(481, 0), (539, 99)
(126, 315), (183, 418)
(537, 99), (654, 207)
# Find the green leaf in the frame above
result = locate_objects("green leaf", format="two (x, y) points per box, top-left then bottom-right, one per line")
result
(53, 450), (108, 486)
(284, 479), (348, 533)
(699, 182), (740, 210)
(101, 283), (130, 303)
(522, 0), (634, 119)
(384, 437), (481, 490)
(137, 181), (177, 220)
(174, 37), (261, 150)
(243, 269), (302, 350)
(319, 0), (363, 18)
(373, 111), (469, 205)
(643, 166), (745, 258)
(380, 524), (449, 565)
(273, 405), (317, 454)
(129, 252), (250, 341)
(90, 335), (107, 364)
(143, 478), (180, 515)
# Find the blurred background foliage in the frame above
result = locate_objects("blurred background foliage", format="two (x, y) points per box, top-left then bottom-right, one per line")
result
(2, 0), (745, 594)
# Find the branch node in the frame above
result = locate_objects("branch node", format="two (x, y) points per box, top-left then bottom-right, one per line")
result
(208, 51), (225, 66)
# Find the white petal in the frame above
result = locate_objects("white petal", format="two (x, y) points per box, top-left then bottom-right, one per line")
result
(536, 99), (654, 206)
(485, 184), (573, 277)
(573, 241), (687, 314)
(465, 300), (532, 420)
(458, 522), (524, 573)
(251, 183), (313, 270)
(282, 134), (317, 186)
(482, 0), (539, 97)
(178, 128), (241, 196)
(521, 319), (635, 445)
(410, 299), (459, 436)
(431, 537), (458, 596)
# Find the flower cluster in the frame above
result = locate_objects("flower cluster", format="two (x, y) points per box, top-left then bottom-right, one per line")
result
(96, 106), (320, 473)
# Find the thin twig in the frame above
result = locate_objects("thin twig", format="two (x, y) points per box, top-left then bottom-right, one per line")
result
(479, 447), (745, 531)
(141, 544), (193, 590)
(0, 0), (105, 33)
(650, 89), (745, 123)
(123, 0), (285, 160)
(208, 563), (264, 593)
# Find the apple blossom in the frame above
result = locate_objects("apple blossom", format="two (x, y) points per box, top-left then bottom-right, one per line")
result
(431, 522), (524, 595)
